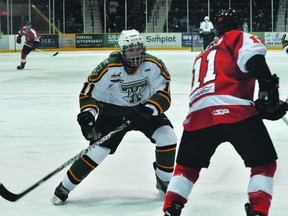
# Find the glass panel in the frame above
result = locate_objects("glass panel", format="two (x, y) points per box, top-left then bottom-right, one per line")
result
(0, 0), (285, 34)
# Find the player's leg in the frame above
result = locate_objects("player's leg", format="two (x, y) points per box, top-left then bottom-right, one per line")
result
(17, 45), (32, 69)
(52, 116), (127, 205)
(152, 125), (177, 194)
(163, 127), (221, 215)
(142, 114), (177, 194)
(228, 115), (278, 216)
(52, 145), (111, 205)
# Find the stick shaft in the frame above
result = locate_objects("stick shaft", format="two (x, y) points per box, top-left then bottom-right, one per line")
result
(0, 121), (130, 202)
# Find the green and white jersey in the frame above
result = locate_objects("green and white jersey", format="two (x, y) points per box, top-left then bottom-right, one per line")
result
(79, 52), (171, 117)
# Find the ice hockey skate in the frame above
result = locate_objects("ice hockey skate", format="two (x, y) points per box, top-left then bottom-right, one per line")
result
(164, 201), (184, 216)
(153, 162), (169, 195)
(245, 203), (266, 216)
(17, 62), (26, 70)
(51, 183), (70, 205)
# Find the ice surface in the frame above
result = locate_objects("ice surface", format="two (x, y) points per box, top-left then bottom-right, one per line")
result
(0, 50), (287, 215)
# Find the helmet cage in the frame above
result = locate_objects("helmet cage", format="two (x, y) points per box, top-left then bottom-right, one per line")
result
(121, 43), (146, 67)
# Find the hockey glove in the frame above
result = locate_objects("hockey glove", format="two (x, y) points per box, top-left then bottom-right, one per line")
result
(125, 104), (153, 130)
(255, 74), (286, 120)
(32, 41), (40, 50)
(77, 111), (100, 140)
(16, 35), (22, 44)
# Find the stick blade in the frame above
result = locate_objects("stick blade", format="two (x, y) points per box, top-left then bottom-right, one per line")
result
(0, 183), (21, 202)
(53, 52), (59, 57)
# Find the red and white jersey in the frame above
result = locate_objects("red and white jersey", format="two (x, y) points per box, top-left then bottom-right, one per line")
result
(19, 27), (39, 46)
(183, 30), (266, 131)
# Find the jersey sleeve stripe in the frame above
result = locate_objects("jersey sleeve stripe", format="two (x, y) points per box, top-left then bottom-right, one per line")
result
(147, 100), (163, 114)
(161, 71), (171, 80)
(158, 91), (171, 103)
(145, 57), (162, 67)
(79, 95), (90, 99)
(80, 104), (98, 111)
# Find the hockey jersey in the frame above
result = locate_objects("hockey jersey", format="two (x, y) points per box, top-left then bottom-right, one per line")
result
(183, 30), (266, 131)
(19, 27), (39, 46)
(79, 52), (171, 117)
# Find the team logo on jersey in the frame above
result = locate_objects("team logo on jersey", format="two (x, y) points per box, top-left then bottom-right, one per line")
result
(121, 78), (148, 103)
(212, 109), (229, 115)
(92, 64), (103, 76)
(110, 72), (123, 83)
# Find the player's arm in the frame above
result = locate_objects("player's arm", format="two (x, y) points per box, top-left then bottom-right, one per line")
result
(246, 55), (286, 120)
(77, 62), (109, 140)
(146, 58), (171, 115)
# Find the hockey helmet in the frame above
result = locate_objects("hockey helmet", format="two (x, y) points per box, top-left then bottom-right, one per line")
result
(25, 21), (32, 27)
(204, 16), (209, 22)
(214, 9), (243, 36)
(118, 29), (146, 70)
(24, 21), (32, 31)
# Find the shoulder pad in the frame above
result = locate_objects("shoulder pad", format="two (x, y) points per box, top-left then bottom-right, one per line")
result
(109, 50), (121, 58)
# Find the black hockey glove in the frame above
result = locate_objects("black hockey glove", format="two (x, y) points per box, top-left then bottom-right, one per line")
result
(125, 104), (153, 130)
(255, 74), (286, 120)
(32, 41), (40, 50)
(77, 111), (100, 140)
(16, 35), (22, 44)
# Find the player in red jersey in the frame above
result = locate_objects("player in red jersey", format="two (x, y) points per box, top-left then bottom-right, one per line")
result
(16, 21), (40, 69)
(163, 9), (287, 216)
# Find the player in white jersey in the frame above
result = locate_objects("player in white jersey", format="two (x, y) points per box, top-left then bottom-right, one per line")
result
(16, 21), (40, 70)
(281, 33), (288, 54)
(199, 16), (215, 50)
(51, 29), (177, 204)
(163, 9), (287, 216)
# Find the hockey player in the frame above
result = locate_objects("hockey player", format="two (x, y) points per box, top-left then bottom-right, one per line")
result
(16, 21), (40, 69)
(163, 9), (286, 216)
(51, 29), (177, 204)
(199, 16), (215, 50)
(281, 33), (288, 54)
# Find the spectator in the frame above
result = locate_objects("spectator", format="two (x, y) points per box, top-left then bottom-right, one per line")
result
(199, 16), (215, 49)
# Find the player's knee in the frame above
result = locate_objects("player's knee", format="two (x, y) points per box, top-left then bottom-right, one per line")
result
(86, 145), (111, 165)
(152, 125), (177, 147)
(251, 160), (277, 177)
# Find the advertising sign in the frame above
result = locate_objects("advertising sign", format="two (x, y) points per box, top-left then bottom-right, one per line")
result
(265, 32), (284, 47)
(76, 34), (104, 48)
(38, 35), (59, 48)
(104, 33), (120, 47)
(142, 33), (181, 47)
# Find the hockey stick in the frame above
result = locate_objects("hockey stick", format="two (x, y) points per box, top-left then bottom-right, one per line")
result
(282, 98), (288, 126)
(0, 120), (131, 202)
(282, 116), (288, 126)
(35, 48), (59, 57)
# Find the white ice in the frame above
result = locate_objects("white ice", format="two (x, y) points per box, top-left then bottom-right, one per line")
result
(0, 50), (287, 216)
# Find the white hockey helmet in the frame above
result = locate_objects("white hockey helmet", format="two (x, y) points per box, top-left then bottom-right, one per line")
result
(204, 16), (209, 22)
(118, 29), (146, 68)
